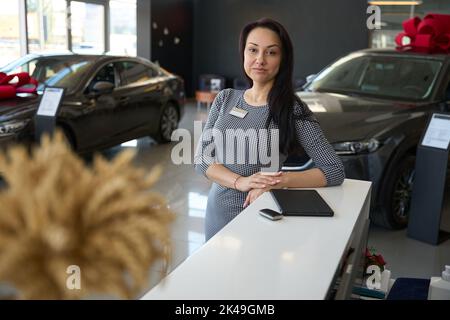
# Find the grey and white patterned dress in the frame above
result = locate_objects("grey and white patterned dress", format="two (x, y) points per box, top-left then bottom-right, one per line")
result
(194, 89), (344, 240)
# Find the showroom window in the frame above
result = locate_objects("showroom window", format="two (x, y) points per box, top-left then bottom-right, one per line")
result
(0, 0), (137, 68)
(0, 0), (22, 67)
(109, 0), (136, 56)
(70, 1), (105, 53)
(27, 0), (68, 53)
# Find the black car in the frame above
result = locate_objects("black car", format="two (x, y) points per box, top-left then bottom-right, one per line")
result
(0, 53), (185, 153)
(297, 49), (450, 229)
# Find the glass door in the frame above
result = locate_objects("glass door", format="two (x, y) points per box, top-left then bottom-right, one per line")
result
(70, 1), (105, 53)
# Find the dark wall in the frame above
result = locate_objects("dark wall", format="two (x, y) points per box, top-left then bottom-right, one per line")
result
(151, 0), (194, 95)
(193, 0), (369, 91)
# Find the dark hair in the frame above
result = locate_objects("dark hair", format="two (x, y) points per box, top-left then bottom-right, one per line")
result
(239, 18), (315, 155)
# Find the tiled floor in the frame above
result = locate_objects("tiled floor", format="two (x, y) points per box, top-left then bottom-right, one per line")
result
(101, 102), (450, 298)
(368, 226), (450, 280)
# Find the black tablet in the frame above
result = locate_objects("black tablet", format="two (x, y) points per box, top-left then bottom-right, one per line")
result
(270, 189), (334, 217)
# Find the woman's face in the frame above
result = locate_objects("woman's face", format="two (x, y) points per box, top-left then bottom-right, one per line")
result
(244, 27), (282, 85)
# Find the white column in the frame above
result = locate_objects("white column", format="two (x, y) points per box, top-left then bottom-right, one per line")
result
(18, 0), (28, 56)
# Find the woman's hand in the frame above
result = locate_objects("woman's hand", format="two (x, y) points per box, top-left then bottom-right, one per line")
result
(243, 186), (271, 208)
(235, 172), (282, 192)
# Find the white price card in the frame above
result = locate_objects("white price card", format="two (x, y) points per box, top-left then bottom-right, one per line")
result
(37, 87), (64, 117)
(422, 113), (450, 150)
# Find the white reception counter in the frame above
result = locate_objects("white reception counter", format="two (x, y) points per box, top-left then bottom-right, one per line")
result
(142, 179), (372, 300)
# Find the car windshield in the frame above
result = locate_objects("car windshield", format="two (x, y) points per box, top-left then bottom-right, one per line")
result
(2, 56), (96, 93)
(306, 53), (443, 101)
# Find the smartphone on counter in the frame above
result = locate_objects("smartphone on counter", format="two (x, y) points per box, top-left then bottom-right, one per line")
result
(259, 208), (283, 221)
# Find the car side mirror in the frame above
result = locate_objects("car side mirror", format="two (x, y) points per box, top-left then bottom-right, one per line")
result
(90, 81), (114, 97)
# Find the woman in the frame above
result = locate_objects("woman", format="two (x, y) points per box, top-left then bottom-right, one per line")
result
(195, 18), (345, 241)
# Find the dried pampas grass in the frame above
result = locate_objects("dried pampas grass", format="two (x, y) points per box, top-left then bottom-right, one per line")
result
(0, 131), (175, 299)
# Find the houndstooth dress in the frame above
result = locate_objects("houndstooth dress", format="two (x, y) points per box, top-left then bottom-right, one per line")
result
(194, 89), (345, 240)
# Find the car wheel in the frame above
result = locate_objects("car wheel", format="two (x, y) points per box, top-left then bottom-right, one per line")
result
(374, 154), (416, 229)
(157, 102), (179, 143)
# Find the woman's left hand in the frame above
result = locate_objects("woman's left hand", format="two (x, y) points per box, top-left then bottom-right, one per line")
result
(243, 187), (270, 208)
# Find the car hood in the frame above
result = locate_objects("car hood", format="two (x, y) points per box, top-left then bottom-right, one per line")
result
(0, 95), (39, 122)
(0, 93), (82, 122)
(298, 91), (428, 143)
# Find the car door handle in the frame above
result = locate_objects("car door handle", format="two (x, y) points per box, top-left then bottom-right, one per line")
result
(119, 97), (130, 103)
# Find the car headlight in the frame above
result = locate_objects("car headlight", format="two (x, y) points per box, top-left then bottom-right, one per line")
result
(332, 138), (381, 155)
(0, 119), (29, 136)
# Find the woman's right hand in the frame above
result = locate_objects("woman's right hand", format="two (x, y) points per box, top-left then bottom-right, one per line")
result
(235, 172), (282, 192)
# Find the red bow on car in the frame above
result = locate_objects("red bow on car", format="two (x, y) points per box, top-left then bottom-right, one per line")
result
(395, 13), (450, 54)
(0, 72), (38, 101)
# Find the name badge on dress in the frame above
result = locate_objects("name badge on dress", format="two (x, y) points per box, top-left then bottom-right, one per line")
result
(229, 107), (248, 118)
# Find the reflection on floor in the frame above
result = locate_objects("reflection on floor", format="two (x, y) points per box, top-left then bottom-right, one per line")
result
(368, 225), (450, 280)
(99, 102), (450, 298)
(100, 102), (211, 298)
